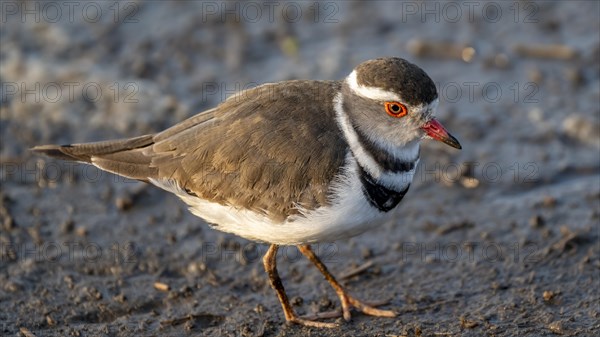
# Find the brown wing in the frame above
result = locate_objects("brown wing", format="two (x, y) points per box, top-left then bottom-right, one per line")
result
(33, 80), (348, 221)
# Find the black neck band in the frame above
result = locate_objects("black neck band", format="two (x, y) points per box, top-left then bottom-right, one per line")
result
(358, 165), (410, 212)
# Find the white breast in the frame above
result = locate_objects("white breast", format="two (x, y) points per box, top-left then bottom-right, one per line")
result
(149, 155), (415, 245)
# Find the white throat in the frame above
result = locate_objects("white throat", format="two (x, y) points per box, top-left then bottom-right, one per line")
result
(333, 92), (418, 190)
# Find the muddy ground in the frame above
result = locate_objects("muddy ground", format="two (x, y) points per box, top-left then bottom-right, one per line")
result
(1, 1), (599, 336)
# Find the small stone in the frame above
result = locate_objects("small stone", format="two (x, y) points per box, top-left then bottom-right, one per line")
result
(187, 261), (206, 275)
(318, 297), (333, 310)
(154, 282), (170, 292)
(113, 293), (127, 303)
(115, 196), (133, 211)
(361, 247), (373, 259)
(514, 43), (578, 60)
(562, 114), (600, 148)
(184, 319), (195, 332)
(460, 177), (480, 189)
(46, 315), (56, 326)
(178, 285), (193, 298)
(543, 290), (556, 302)
(254, 304), (264, 314)
(75, 226), (88, 237)
(460, 316), (479, 329)
(529, 215), (545, 228)
(63, 275), (75, 289)
(494, 53), (510, 69)
(60, 219), (74, 234)
(87, 287), (103, 300)
(166, 233), (177, 244)
(548, 320), (564, 334)
(291, 296), (303, 306)
(5, 281), (23, 292)
(542, 196), (557, 208)
(2, 213), (15, 231)
(564, 67), (584, 88)
(461, 47), (476, 63)
(19, 327), (36, 337)
(528, 67), (544, 84)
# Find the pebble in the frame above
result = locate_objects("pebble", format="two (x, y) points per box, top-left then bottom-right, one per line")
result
(562, 114), (600, 148)
(85, 286), (103, 300)
(115, 196), (133, 211)
(563, 67), (584, 88)
(548, 320), (564, 334)
(514, 43), (578, 60)
(318, 297), (333, 310)
(187, 261), (207, 275)
(529, 215), (545, 228)
(19, 327), (37, 337)
(543, 290), (556, 302)
(75, 226), (88, 237)
(460, 176), (480, 189)
(291, 296), (303, 306)
(361, 247), (373, 259)
(254, 304), (264, 314)
(527, 67), (544, 84)
(542, 196), (557, 208)
(4, 280), (23, 292)
(113, 293), (127, 303)
(60, 219), (75, 234)
(45, 315), (56, 326)
(154, 282), (170, 292)
(494, 53), (510, 69)
(0, 195), (16, 231)
(459, 316), (479, 329)
(407, 39), (476, 62)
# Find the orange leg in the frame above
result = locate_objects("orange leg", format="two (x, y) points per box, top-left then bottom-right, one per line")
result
(297, 244), (396, 322)
(262, 244), (337, 328)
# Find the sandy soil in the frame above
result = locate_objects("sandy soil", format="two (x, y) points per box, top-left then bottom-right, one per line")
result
(1, 1), (599, 336)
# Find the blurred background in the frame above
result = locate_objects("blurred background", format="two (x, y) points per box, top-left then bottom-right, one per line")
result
(1, 1), (599, 336)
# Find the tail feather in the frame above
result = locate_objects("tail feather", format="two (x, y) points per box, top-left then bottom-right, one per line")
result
(31, 134), (157, 181)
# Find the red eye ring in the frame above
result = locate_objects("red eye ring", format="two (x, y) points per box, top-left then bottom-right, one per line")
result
(385, 101), (408, 118)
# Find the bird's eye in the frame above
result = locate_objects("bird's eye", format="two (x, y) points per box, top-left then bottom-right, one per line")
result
(384, 102), (408, 118)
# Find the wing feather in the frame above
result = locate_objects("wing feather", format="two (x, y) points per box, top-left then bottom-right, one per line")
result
(33, 80), (348, 220)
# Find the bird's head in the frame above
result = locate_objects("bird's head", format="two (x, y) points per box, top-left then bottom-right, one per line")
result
(341, 57), (461, 150)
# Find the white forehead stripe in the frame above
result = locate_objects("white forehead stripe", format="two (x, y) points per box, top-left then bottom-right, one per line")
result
(346, 70), (403, 102)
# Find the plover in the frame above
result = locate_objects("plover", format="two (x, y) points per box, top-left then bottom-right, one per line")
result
(33, 57), (461, 328)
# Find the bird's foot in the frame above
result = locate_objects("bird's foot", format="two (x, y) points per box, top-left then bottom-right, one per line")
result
(302, 296), (396, 322)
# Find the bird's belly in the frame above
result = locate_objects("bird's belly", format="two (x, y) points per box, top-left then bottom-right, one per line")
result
(184, 186), (389, 245)
(182, 168), (407, 245)
(150, 160), (412, 245)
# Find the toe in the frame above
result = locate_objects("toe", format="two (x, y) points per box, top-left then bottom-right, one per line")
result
(347, 296), (397, 317)
(289, 317), (338, 328)
(361, 306), (397, 317)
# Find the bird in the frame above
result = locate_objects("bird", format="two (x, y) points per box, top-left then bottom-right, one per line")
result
(33, 57), (461, 328)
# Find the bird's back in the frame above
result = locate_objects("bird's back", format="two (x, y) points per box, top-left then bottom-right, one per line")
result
(33, 80), (348, 222)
